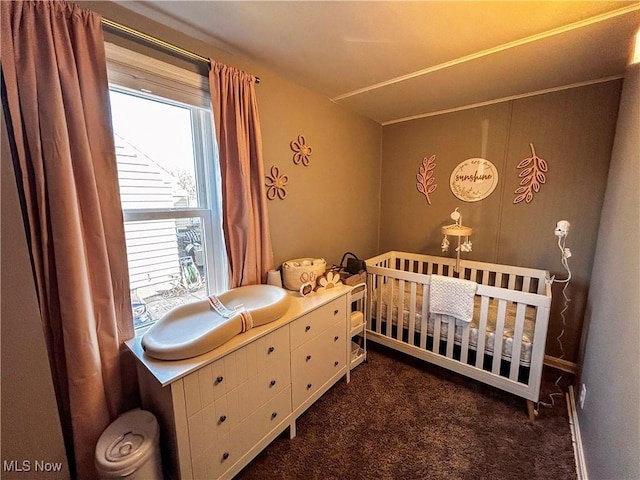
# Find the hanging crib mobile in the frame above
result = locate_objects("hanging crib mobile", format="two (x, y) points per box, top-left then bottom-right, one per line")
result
(441, 207), (473, 272)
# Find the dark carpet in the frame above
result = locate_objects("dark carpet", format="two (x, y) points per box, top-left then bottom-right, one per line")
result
(236, 344), (577, 480)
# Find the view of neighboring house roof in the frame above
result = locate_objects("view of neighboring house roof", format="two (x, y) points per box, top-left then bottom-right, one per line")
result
(114, 132), (191, 210)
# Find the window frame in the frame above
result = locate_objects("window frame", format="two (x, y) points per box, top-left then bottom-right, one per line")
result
(105, 43), (228, 331)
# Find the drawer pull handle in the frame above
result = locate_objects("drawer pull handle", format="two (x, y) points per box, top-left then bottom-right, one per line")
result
(268, 346), (275, 354)
(307, 383), (312, 390)
(334, 360), (339, 367)
(222, 452), (230, 461)
(305, 325), (311, 332)
(334, 335), (339, 341)
(334, 309), (339, 315)
(215, 376), (224, 385)
(306, 355), (311, 361)
(270, 379), (276, 387)
(218, 415), (227, 424)
(271, 412), (278, 420)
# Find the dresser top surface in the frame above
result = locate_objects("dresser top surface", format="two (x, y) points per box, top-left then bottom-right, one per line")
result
(126, 285), (351, 386)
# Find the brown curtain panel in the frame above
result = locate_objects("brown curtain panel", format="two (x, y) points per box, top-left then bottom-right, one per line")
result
(209, 61), (274, 287)
(1, 2), (138, 478)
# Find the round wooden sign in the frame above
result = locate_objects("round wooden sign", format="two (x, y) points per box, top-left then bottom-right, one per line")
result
(449, 158), (498, 202)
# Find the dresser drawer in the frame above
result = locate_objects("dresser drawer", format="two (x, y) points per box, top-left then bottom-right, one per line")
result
(252, 356), (291, 412)
(183, 325), (290, 418)
(183, 349), (242, 416)
(255, 325), (290, 372)
(290, 296), (346, 350)
(201, 425), (250, 480)
(291, 320), (346, 409)
(193, 429), (258, 480)
(187, 390), (239, 460)
(195, 360), (290, 447)
(254, 384), (292, 442)
(215, 385), (292, 480)
(190, 441), (217, 480)
(182, 356), (225, 417)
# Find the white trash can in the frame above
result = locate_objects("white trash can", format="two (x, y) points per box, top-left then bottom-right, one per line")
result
(95, 409), (163, 479)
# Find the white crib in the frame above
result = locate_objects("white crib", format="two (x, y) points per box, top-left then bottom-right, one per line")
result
(365, 251), (552, 420)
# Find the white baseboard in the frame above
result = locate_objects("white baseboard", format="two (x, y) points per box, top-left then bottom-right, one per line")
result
(544, 354), (578, 374)
(567, 386), (588, 480)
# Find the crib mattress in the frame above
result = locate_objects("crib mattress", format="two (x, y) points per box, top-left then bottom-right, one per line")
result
(371, 281), (537, 366)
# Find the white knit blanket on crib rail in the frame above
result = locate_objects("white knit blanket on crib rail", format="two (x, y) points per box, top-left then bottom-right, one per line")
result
(429, 275), (477, 323)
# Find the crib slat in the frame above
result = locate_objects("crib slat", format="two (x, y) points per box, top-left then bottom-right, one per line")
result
(386, 278), (394, 337)
(460, 322), (471, 364)
(508, 303), (527, 380)
(375, 278), (384, 335)
(397, 280), (405, 341)
(408, 282), (417, 343)
(523, 277), (531, 294)
(445, 316), (455, 358)
(491, 300), (508, 374)
(470, 268), (477, 283)
(432, 315), (442, 354)
(420, 283), (428, 349)
(529, 306), (551, 400)
(495, 272), (503, 288)
(475, 296), (490, 368)
(508, 274), (516, 291)
(481, 270), (490, 286)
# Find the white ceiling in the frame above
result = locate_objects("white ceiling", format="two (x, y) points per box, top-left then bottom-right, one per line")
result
(117, 1), (640, 125)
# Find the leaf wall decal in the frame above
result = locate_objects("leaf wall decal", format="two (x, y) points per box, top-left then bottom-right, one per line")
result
(514, 143), (548, 204)
(416, 154), (438, 205)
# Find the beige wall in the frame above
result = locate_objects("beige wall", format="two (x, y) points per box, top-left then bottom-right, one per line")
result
(380, 81), (622, 362)
(1, 113), (70, 478)
(81, 1), (383, 269)
(578, 64), (639, 479)
(257, 69), (382, 267)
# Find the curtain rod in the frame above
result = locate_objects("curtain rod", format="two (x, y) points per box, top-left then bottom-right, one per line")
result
(101, 17), (260, 83)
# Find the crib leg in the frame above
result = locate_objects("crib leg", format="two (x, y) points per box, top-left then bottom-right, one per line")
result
(526, 400), (537, 422)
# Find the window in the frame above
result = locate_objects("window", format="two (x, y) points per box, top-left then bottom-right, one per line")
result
(106, 44), (228, 331)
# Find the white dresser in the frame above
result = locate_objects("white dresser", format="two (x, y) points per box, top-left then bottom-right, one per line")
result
(127, 286), (350, 480)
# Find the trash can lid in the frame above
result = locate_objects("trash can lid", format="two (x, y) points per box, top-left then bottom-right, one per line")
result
(95, 409), (159, 476)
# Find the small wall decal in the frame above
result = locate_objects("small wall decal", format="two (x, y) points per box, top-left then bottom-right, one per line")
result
(290, 134), (312, 166)
(416, 154), (438, 205)
(265, 165), (288, 200)
(450, 158), (498, 202)
(514, 143), (547, 204)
